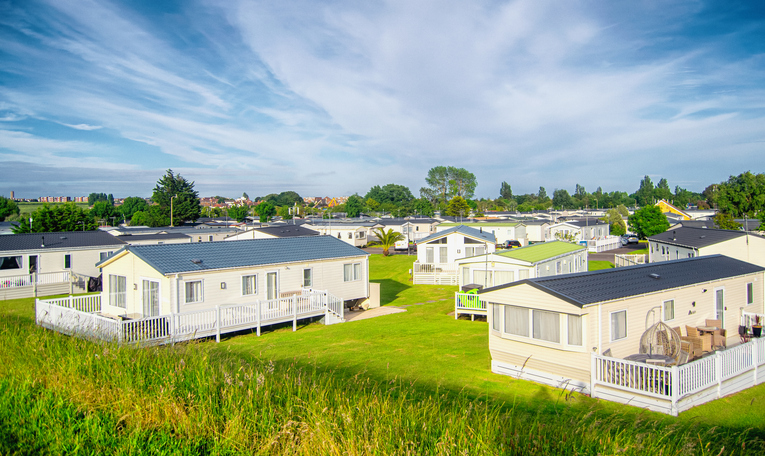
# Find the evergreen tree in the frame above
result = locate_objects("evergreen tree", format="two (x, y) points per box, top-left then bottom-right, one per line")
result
(152, 169), (201, 225)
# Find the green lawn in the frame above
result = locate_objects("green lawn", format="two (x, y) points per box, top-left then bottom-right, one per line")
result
(2, 256), (765, 453)
(16, 201), (89, 215)
(588, 260), (614, 270)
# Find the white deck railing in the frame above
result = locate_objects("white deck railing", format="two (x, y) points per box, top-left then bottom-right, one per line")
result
(454, 292), (486, 319)
(0, 271), (71, 289)
(412, 262), (459, 285)
(614, 254), (647, 268)
(585, 236), (622, 253)
(591, 337), (765, 416)
(36, 288), (346, 345)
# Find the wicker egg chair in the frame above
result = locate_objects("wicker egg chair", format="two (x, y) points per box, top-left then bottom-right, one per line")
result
(639, 321), (682, 358)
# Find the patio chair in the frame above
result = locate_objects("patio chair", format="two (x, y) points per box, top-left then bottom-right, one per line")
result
(686, 326), (713, 353)
(705, 319), (727, 348)
(676, 341), (691, 365)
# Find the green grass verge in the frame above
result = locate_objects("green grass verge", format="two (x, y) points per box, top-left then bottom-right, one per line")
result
(1, 256), (764, 454)
(16, 202), (90, 215)
(588, 260), (615, 270)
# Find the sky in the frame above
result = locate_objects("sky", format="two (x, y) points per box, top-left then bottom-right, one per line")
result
(0, 0), (764, 200)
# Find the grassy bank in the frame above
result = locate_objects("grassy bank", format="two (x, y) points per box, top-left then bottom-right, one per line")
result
(1, 255), (764, 454)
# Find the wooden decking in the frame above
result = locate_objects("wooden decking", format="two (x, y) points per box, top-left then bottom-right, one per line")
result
(36, 290), (345, 345)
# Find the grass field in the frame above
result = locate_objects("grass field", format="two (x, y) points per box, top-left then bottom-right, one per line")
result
(1, 255), (764, 454)
(588, 260), (615, 270)
(16, 202), (90, 215)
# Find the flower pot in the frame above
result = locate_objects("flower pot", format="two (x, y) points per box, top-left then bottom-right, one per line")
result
(753, 325), (762, 338)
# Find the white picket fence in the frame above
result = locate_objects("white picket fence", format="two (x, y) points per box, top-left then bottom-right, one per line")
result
(412, 262), (459, 285)
(614, 254), (648, 268)
(454, 292), (487, 319)
(591, 337), (765, 416)
(0, 271), (71, 288)
(35, 289), (345, 345)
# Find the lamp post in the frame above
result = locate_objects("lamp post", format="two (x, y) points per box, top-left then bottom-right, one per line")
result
(170, 194), (178, 227)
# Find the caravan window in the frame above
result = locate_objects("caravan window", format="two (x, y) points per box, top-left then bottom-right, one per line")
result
(0, 256), (22, 270)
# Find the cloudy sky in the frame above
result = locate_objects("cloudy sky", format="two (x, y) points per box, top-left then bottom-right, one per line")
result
(1, 0), (763, 200)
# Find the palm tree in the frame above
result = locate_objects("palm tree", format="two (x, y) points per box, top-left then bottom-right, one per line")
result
(371, 228), (405, 256)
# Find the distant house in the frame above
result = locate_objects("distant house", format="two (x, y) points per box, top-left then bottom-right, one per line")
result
(437, 221), (527, 247)
(225, 225), (319, 241)
(302, 220), (382, 247)
(413, 225), (496, 285)
(479, 255), (764, 415)
(648, 226), (765, 268)
(373, 217), (439, 243)
(115, 233), (191, 245)
(0, 231), (126, 299)
(522, 220), (551, 243)
(656, 199), (692, 221)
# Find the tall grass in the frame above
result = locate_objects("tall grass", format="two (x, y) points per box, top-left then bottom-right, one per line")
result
(2, 313), (762, 455)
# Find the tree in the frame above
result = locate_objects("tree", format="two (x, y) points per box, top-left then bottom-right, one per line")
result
(107, 193), (115, 206)
(499, 182), (512, 200)
(129, 205), (170, 227)
(538, 187), (548, 200)
(552, 189), (574, 209)
(655, 178), (672, 201)
(713, 212), (742, 230)
(90, 201), (117, 225)
(635, 175), (655, 206)
(253, 201), (276, 222)
(263, 191), (303, 207)
(227, 205), (251, 222)
(371, 228), (404, 256)
(602, 208), (627, 236)
(628, 206), (669, 239)
(412, 198), (434, 217)
(0, 196), (20, 221)
(88, 193), (108, 206)
(444, 196), (471, 217)
(423, 166), (477, 205)
(152, 169), (201, 225)
(242, 192), (249, 200)
(715, 171), (765, 218)
(119, 197), (149, 221)
(12, 203), (97, 233)
(345, 195), (364, 218)
(365, 184), (414, 206)
(277, 206), (292, 220)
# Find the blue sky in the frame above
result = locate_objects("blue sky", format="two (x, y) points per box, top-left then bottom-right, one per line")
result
(1, 0), (763, 199)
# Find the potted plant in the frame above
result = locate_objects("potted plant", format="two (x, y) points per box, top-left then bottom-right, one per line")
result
(753, 316), (762, 338)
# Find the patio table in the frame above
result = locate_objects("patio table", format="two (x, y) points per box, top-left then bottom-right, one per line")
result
(697, 325), (719, 336)
(624, 354), (674, 365)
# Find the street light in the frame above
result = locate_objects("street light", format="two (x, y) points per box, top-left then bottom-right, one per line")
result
(170, 194), (178, 227)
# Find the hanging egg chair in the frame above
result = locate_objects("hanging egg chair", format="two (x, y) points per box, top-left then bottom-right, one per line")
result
(639, 321), (682, 358)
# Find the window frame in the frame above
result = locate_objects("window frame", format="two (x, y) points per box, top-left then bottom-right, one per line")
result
(184, 280), (204, 304)
(344, 262), (362, 282)
(63, 254), (72, 269)
(747, 282), (754, 305)
(663, 299), (675, 321)
(109, 274), (127, 309)
(610, 309), (627, 342)
(303, 268), (313, 288)
(0, 255), (23, 270)
(496, 303), (584, 351)
(241, 274), (257, 296)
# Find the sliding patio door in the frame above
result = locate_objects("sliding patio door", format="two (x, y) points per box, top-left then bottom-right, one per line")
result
(142, 280), (160, 317)
(715, 288), (725, 322)
(266, 272), (279, 301)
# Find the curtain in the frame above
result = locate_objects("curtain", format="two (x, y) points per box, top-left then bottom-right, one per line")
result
(492, 304), (500, 331)
(494, 270), (514, 286)
(567, 315), (582, 346)
(533, 310), (560, 343)
(611, 311), (626, 340)
(505, 305), (529, 337)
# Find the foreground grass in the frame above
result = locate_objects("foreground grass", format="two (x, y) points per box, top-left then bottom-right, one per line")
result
(1, 255), (764, 454)
(588, 260), (615, 270)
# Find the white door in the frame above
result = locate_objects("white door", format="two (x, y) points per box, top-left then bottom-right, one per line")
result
(715, 288), (725, 321)
(142, 280), (160, 317)
(266, 272), (278, 301)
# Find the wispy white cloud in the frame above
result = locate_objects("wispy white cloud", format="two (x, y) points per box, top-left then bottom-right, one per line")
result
(0, 0), (763, 198)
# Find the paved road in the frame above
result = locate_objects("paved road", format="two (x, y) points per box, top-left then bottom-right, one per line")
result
(590, 243), (645, 263)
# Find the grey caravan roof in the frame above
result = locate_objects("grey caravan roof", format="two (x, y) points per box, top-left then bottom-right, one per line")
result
(0, 230), (126, 252)
(648, 226), (755, 249)
(100, 235), (368, 275)
(480, 255), (763, 308)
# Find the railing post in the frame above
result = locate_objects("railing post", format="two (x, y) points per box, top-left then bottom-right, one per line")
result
(590, 353), (596, 397)
(215, 305), (221, 343)
(454, 293), (459, 320)
(715, 350), (722, 399)
(68, 295), (73, 309)
(671, 365), (680, 416)
(755, 338), (761, 386)
(256, 300), (261, 337)
(293, 295), (297, 331)
(32, 272), (37, 297)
